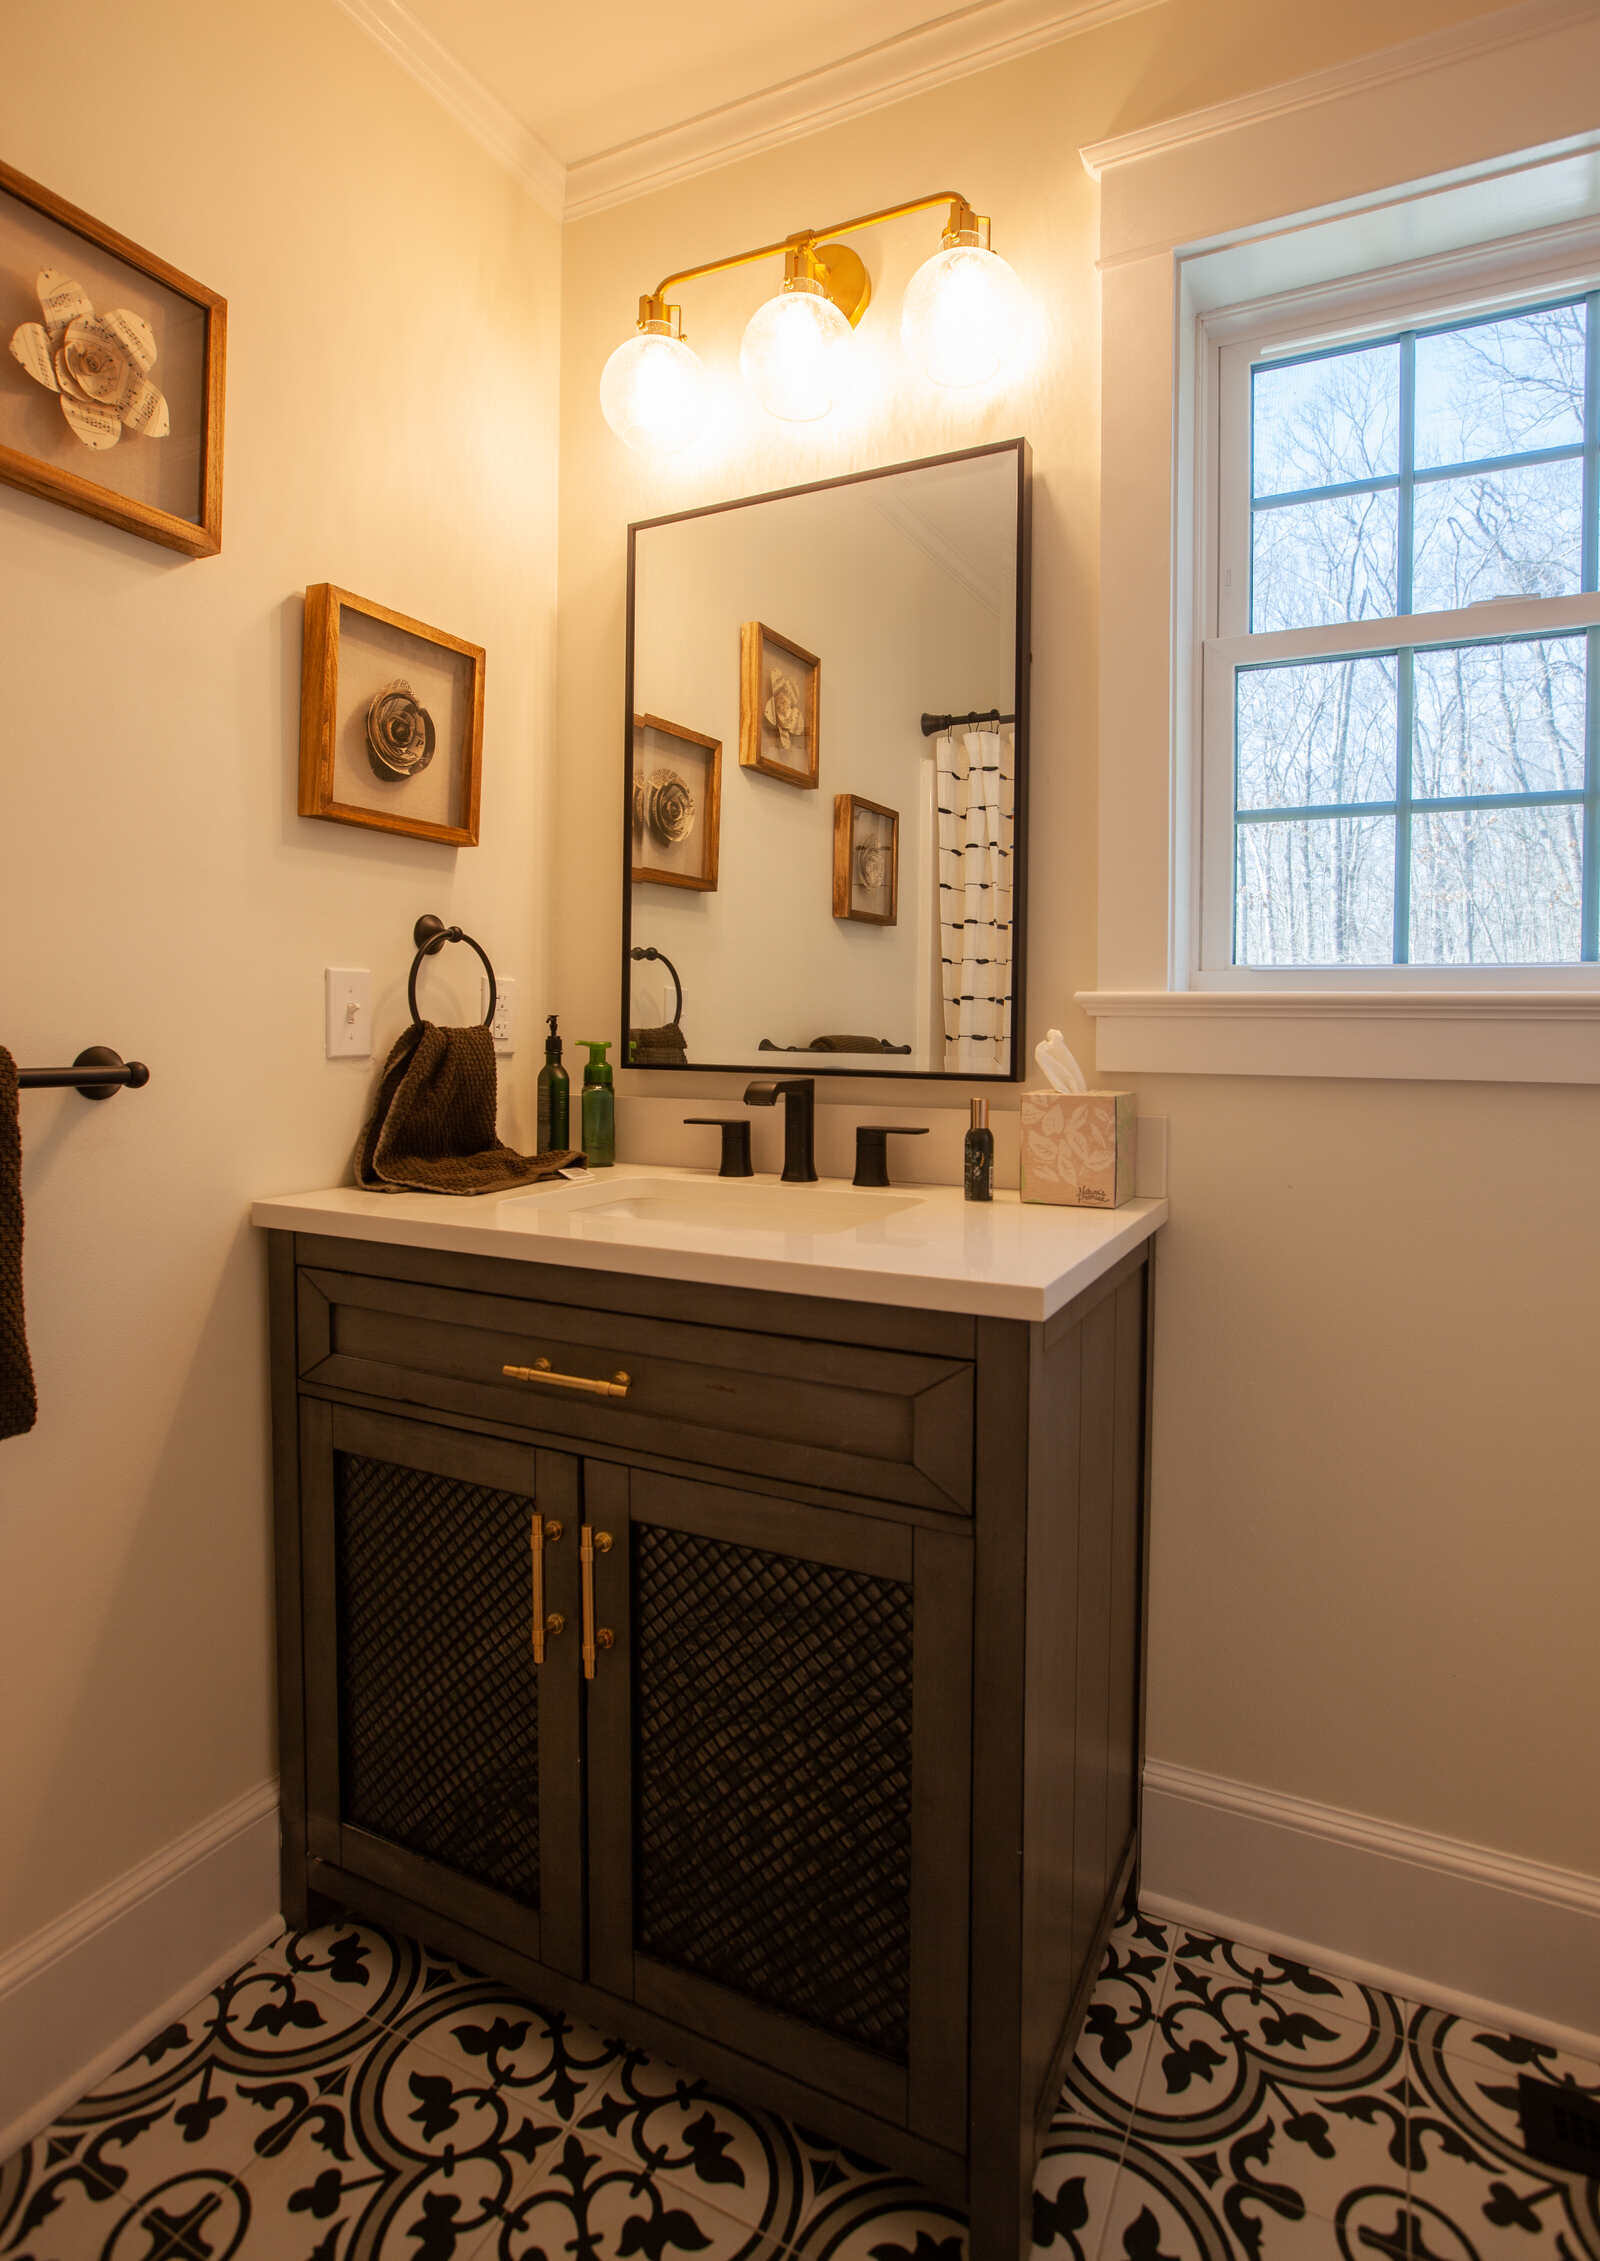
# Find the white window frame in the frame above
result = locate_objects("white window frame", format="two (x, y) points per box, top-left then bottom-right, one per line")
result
(1190, 233), (1600, 990)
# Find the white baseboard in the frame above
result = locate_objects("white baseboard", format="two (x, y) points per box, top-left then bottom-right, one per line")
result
(0, 1781), (283, 2159)
(1142, 1758), (1600, 2059)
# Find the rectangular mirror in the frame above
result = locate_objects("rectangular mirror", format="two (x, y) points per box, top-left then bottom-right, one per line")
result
(623, 438), (1030, 1080)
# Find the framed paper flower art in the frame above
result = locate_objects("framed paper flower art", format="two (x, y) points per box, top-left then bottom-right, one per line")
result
(833, 794), (899, 925)
(739, 620), (819, 788)
(0, 158), (225, 556)
(299, 585), (485, 847)
(630, 713), (721, 891)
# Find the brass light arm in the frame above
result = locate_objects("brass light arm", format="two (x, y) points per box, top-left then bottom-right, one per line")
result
(644, 190), (979, 323)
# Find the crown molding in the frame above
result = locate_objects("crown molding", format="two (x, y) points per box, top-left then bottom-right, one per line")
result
(563, 0), (1166, 221)
(869, 488), (1008, 616)
(330, 0), (566, 217)
(1079, 0), (1596, 180)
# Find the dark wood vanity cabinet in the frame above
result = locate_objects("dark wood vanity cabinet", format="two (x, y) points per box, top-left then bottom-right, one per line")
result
(267, 1227), (1153, 2261)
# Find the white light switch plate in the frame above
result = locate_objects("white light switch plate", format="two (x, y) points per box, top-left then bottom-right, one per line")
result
(484, 974), (516, 1055)
(324, 968), (372, 1059)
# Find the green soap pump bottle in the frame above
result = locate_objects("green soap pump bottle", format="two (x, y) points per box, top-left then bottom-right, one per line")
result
(536, 1015), (570, 1154)
(579, 1040), (615, 1168)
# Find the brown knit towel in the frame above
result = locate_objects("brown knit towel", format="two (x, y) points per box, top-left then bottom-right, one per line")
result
(357, 1021), (581, 1195)
(0, 1049), (37, 1441)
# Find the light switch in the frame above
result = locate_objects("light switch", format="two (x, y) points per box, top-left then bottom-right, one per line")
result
(484, 974), (517, 1055)
(325, 967), (372, 1059)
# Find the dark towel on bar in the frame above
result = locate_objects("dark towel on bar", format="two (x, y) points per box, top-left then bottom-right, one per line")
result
(357, 1021), (581, 1195)
(0, 1049), (37, 1441)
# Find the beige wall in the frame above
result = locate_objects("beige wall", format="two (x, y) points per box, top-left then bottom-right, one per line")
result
(555, 0), (1600, 1881)
(6, 0), (1594, 1992)
(0, 0), (560, 1951)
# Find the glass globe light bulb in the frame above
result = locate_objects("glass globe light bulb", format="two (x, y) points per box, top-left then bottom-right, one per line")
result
(901, 238), (1025, 390)
(599, 322), (707, 454)
(739, 279), (853, 423)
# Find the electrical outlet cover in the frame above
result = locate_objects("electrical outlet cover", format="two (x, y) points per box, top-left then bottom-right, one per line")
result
(484, 973), (516, 1055)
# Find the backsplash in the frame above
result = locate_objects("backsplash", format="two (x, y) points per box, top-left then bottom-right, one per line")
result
(614, 1086), (1167, 1197)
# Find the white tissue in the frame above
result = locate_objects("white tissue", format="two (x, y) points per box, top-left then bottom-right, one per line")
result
(1034, 1028), (1088, 1094)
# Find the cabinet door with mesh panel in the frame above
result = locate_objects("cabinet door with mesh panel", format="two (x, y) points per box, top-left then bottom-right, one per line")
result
(585, 1463), (971, 2147)
(300, 1401), (584, 1975)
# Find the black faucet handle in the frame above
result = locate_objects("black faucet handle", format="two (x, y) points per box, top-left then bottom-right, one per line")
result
(852, 1125), (930, 1188)
(683, 1118), (754, 1179)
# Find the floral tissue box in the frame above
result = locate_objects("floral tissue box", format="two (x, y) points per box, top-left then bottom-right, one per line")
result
(1019, 1090), (1136, 1209)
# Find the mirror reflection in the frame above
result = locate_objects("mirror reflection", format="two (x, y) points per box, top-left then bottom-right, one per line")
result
(624, 440), (1028, 1078)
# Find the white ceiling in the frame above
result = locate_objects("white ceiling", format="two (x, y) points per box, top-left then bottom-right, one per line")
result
(399, 0), (956, 168)
(343, 0), (1147, 216)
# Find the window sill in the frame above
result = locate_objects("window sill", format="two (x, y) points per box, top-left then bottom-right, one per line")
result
(1075, 990), (1600, 1083)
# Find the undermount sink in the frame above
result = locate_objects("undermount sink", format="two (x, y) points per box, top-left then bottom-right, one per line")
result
(505, 1174), (922, 1238)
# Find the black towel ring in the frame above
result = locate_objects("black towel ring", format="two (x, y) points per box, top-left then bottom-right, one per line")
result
(407, 914), (497, 1028)
(629, 944), (682, 1029)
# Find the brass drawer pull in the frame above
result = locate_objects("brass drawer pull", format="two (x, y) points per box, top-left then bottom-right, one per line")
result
(504, 1359), (632, 1400)
(580, 1526), (614, 1680)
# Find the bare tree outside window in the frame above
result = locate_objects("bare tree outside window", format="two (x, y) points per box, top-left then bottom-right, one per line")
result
(1233, 296), (1596, 968)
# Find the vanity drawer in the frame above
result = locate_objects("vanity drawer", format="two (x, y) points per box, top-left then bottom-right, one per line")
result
(296, 1266), (973, 1517)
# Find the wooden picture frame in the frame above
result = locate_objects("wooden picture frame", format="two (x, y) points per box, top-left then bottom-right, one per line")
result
(630, 713), (721, 891)
(0, 159), (225, 558)
(299, 584), (485, 847)
(834, 794), (899, 925)
(740, 620), (819, 787)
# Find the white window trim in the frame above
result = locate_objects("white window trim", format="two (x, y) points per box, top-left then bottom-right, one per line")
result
(1079, 1), (1600, 1081)
(1194, 250), (1600, 988)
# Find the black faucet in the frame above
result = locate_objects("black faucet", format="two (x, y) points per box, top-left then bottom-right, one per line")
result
(742, 1078), (817, 1183)
(683, 1118), (754, 1178)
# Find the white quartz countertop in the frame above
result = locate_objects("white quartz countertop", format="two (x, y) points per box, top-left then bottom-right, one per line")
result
(252, 1164), (1165, 1323)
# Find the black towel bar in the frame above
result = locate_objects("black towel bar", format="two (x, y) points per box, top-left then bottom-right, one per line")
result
(17, 1048), (150, 1101)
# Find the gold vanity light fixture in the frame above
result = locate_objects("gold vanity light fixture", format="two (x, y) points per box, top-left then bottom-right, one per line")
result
(598, 191), (1021, 449)
(901, 203), (1025, 391)
(740, 234), (860, 424)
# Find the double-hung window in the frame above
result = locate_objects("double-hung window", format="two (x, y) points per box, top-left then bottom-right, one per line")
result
(1199, 280), (1600, 980)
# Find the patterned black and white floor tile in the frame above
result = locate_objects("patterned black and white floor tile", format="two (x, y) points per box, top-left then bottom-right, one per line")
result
(2, 1911), (1597, 2261)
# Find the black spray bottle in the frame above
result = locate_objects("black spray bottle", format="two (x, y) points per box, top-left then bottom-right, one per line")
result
(964, 1097), (994, 1201)
(537, 1015), (570, 1153)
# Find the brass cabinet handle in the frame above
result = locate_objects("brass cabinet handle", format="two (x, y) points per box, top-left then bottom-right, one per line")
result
(503, 1359), (631, 1399)
(530, 1515), (548, 1662)
(580, 1527), (614, 1680)
(529, 1518), (565, 1664)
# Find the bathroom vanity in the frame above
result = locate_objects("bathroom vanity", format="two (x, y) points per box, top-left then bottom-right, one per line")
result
(256, 1169), (1162, 2261)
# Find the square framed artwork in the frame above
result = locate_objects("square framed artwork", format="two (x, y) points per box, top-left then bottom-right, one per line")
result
(299, 584), (485, 847)
(834, 794), (899, 925)
(631, 713), (721, 890)
(739, 620), (819, 787)
(0, 159), (225, 557)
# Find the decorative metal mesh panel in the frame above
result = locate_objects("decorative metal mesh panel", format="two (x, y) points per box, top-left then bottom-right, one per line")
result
(335, 1451), (540, 1907)
(632, 1522), (914, 2061)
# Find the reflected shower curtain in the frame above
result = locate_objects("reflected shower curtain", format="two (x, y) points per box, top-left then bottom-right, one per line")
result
(936, 725), (1014, 1073)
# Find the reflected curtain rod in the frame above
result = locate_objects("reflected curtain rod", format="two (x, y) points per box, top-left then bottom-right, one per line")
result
(920, 708), (1015, 737)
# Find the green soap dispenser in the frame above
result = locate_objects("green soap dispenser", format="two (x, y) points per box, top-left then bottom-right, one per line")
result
(537, 1015), (570, 1153)
(579, 1040), (615, 1168)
